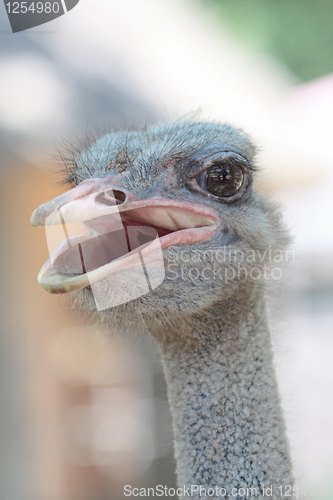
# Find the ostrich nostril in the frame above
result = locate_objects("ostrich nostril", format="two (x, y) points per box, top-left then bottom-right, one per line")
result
(112, 190), (126, 203)
(96, 189), (127, 206)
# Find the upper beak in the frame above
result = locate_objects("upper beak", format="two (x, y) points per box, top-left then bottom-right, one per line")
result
(30, 177), (135, 227)
(30, 177), (220, 299)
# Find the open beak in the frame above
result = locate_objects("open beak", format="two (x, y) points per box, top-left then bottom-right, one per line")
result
(30, 178), (220, 295)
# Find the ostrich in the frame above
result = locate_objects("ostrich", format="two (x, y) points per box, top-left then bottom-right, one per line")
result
(31, 121), (294, 498)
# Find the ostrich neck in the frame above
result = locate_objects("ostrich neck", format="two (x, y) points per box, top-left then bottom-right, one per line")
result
(158, 292), (294, 499)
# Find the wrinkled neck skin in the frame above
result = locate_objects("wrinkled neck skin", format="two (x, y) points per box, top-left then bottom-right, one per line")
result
(157, 287), (294, 499)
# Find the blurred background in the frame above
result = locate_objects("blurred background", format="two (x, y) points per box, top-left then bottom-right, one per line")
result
(0, 0), (332, 499)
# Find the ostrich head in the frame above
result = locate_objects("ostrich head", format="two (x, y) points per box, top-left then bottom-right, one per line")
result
(31, 121), (288, 338)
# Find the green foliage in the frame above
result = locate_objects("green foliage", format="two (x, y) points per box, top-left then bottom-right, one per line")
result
(204, 0), (333, 82)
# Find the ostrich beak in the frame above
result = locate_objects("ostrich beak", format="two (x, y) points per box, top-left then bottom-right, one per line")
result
(30, 178), (220, 298)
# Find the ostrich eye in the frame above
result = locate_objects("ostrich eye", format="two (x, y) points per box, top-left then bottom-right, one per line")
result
(196, 161), (244, 198)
